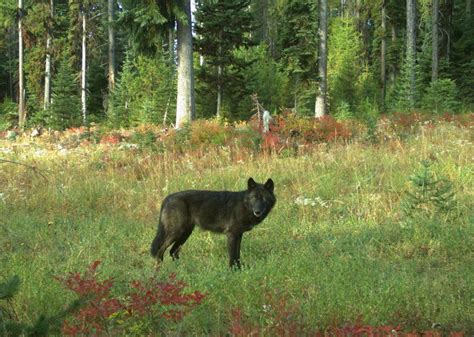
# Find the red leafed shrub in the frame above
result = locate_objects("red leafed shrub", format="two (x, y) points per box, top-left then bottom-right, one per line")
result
(392, 112), (423, 131)
(228, 293), (313, 337)
(56, 261), (205, 336)
(99, 134), (121, 145)
(226, 293), (465, 337)
(440, 112), (474, 127)
(313, 115), (352, 143)
(126, 273), (205, 321)
(56, 261), (122, 336)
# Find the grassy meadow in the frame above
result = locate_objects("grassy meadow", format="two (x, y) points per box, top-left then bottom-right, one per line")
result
(0, 117), (473, 335)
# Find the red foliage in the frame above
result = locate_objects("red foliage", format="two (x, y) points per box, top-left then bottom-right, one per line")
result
(313, 115), (352, 142)
(99, 134), (121, 145)
(56, 261), (205, 336)
(392, 112), (423, 131)
(127, 273), (205, 321)
(226, 293), (465, 337)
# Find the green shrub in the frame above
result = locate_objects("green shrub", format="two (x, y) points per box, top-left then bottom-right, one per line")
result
(402, 160), (456, 218)
(422, 79), (461, 114)
(0, 98), (17, 130)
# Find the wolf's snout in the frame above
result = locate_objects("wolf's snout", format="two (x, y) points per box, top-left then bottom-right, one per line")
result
(253, 210), (263, 217)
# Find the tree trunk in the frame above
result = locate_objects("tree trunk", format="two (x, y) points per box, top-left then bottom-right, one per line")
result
(44, 0), (53, 111)
(217, 64), (222, 118)
(467, 0), (472, 17)
(406, 0), (417, 109)
(381, 0), (387, 108)
(108, 0), (115, 95)
(431, 0), (439, 82)
(390, 22), (397, 83)
(216, 43), (222, 118)
(107, 0), (115, 117)
(18, 0), (26, 128)
(175, 0), (195, 128)
(81, 6), (87, 124)
(315, 0), (328, 118)
(446, 0), (453, 63)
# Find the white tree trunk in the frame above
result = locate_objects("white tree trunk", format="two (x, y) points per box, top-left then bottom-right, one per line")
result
(216, 43), (222, 118)
(175, 0), (195, 128)
(108, 0), (115, 94)
(18, 0), (26, 128)
(406, 0), (417, 109)
(315, 0), (328, 118)
(381, 0), (387, 106)
(44, 0), (53, 111)
(431, 0), (439, 82)
(81, 6), (87, 124)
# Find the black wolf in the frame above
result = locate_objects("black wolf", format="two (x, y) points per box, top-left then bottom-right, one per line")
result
(150, 178), (276, 268)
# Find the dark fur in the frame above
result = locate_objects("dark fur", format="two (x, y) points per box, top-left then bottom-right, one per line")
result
(151, 178), (276, 268)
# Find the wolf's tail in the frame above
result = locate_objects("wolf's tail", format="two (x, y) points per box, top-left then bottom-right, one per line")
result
(150, 221), (165, 258)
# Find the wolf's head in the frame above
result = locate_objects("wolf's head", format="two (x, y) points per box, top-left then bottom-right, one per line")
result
(244, 178), (276, 219)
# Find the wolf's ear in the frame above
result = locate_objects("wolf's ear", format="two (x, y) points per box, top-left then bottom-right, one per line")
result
(264, 178), (274, 193)
(248, 177), (257, 190)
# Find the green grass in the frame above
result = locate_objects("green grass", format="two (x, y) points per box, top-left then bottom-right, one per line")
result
(0, 122), (473, 335)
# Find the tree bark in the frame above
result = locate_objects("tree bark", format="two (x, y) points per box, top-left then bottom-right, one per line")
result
(18, 0), (26, 128)
(406, 0), (417, 109)
(381, 0), (387, 107)
(216, 43), (222, 118)
(431, 0), (439, 82)
(315, 0), (328, 118)
(108, 0), (115, 94)
(44, 0), (53, 111)
(107, 0), (115, 117)
(175, 0), (195, 128)
(390, 22), (397, 83)
(81, 5), (87, 124)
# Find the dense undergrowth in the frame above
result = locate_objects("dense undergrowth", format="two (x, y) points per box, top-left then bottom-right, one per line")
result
(0, 113), (473, 336)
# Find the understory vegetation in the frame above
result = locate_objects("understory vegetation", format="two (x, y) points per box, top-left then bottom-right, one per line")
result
(0, 114), (473, 336)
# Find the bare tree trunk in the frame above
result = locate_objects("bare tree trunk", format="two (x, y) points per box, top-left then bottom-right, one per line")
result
(44, 0), (53, 111)
(446, 0), (453, 63)
(381, 0), (387, 108)
(432, 0), (439, 82)
(107, 0), (115, 118)
(175, 0), (195, 128)
(216, 44), (222, 118)
(315, 0), (328, 118)
(81, 6), (87, 124)
(390, 22), (397, 84)
(406, 0), (417, 109)
(467, 0), (472, 17)
(108, 0), (115, 94)
(18, 0), (26, 128)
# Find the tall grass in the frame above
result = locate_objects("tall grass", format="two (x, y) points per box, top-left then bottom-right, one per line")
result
(0, 121), (473, 334)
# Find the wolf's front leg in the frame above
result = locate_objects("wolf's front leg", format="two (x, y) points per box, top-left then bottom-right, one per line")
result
(227, 232), (243, 269)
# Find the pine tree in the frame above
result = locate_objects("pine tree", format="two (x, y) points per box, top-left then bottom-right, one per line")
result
(48, 57), (81, 130)
(195, 0), (254, 118)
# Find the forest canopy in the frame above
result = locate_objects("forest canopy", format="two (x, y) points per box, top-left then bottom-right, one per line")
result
(0, 0), (472, 131)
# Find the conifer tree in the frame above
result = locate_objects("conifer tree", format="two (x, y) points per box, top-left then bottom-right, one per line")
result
(48, 57), (81, 129)
(195, 0), (253, 118)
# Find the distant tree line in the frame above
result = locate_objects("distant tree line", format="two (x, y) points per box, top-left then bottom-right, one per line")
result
(0, 0), (472, 130)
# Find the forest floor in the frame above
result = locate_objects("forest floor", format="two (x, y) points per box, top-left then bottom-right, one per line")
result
(0, 115), (473, 336)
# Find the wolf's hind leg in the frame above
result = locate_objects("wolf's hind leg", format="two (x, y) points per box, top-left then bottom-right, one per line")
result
(170, 227), (194, 260)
